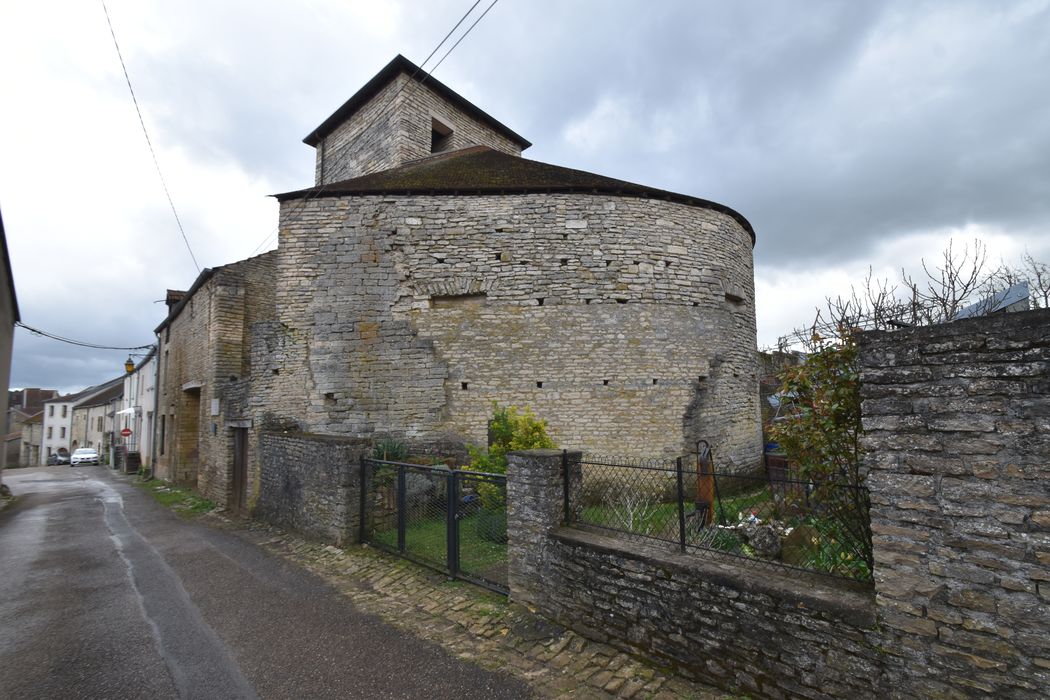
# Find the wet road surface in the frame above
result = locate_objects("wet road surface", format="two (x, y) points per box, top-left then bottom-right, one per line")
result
(0, 466), (531, 699)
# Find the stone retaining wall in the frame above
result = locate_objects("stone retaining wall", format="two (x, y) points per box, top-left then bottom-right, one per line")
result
(507, 450), (881, 699)
(859, 308), (1050, 697)
(507, 308), (1050, 699)
(255, 431), (368, 544)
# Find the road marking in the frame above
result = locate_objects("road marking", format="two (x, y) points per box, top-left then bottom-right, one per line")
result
(94, 480), (258, 700)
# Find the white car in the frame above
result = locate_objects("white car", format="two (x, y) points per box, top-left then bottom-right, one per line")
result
(70, 448), (100, 466)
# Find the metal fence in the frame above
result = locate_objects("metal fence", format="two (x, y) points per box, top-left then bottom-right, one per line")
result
(566, 449), (873, 582)
(360, 458), (508, 594)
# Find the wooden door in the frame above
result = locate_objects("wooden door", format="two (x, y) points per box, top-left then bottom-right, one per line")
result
(232, 428), (248, 512)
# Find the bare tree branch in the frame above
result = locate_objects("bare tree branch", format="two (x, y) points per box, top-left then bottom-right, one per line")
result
(777, 239), (1047, 349)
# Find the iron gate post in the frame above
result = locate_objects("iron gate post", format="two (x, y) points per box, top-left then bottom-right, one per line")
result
(562, 449), (570, 524)
(676, 456), (687, 552)
(396, 465), (406, 553)
(446, 470), (460, 579)
(359, 454), (367, 544)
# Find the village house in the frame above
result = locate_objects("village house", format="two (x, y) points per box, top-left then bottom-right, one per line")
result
(42, 377), (123, 463)
(115, 348), (157, 473)
(5, 388), (58, 466)
(152, 251), (275, 504)
(70, 380), (123, 460)
(157, 55), (762, 515)
(19, 412), (42, 467)
(0, 209), (17, 486)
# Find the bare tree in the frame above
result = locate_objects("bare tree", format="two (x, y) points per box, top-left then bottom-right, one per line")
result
(1022, 251), (1050, 309)
(778, 239), (1048, 350)
(982, 249), (1050, 311)
(901, 239), (988, 323)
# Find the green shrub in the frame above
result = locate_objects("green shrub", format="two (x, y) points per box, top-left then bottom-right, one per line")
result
(769, 329), (862, 486)
(373, 438), (408, 462)
(467, 403), (556, 475)
(466, 404), (556, 510)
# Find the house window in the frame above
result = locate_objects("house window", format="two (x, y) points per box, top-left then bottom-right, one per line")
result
(60, 427), (66, 439)
(97, 417), (104, 432)
(430, 117), (453, 153)
(47, 427), (52, 439)
(48, 405), (54, 417)
(159, 415), (165, 455)
(62, 405), (67, 418)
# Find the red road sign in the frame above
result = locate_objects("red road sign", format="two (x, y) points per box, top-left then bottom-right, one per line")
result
(120, 428), (132, 437)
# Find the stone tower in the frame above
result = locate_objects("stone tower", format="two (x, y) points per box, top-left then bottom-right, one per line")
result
(303, 55), (530, 185)
(260, 55), (763, 470)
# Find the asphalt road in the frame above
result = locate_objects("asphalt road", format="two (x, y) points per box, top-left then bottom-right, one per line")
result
(0, 466), (532, 699)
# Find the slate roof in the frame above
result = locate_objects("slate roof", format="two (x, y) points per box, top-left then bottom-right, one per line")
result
(155, 250), (276, 334)
(45, 376), (124, 406)
(954, 281), (1031, 320)
(274, 147), (755, 244)
(303, 55), (531, 150)
(77, 381), (124, 409)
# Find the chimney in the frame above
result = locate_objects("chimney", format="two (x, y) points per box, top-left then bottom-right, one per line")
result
(165, 290), (186, 310)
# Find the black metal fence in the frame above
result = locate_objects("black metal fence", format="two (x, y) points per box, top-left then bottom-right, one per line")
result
(566, 450), (873, 581)
(360, 458), (508, 594)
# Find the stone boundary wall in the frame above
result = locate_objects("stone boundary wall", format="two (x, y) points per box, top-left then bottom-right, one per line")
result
(860, 308), (1050, 698)
(254, 431), (368, 545)
(507, 450), (881, 699)
(507, 309), (1050, 698)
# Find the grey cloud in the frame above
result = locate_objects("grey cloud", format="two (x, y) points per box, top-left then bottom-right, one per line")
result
(7, 0), (1049, 391)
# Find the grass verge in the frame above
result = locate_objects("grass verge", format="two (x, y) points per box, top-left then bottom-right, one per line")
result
(370, 509), (508, 581)
(138, 478), (215, 517)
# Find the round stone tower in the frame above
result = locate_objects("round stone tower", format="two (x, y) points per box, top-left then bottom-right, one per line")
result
(265, 56), (762, 470)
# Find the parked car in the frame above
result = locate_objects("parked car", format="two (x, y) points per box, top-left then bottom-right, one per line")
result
(48, 451), (70, 465)
(70, 448), (100, 466)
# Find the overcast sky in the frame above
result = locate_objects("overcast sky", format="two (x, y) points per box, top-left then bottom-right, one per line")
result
(2, 0), (1048, 393)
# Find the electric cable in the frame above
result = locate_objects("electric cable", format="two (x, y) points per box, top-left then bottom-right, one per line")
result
(16, 322), (155, 351)
(100, 0), (201, 274)
(428, 0), (500, 76)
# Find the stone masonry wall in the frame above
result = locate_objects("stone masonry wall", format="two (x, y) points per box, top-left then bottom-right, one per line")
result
(506, 450), (882, 699)
(156, 282), (210, 484)
(156, 252), (275, 505)
(271, 193), (761, 467)
(504, 312), (1050, 699)
(255, 431), (368, 544)
(860, 308), (1050, 698)
(315, 75), (522, 185)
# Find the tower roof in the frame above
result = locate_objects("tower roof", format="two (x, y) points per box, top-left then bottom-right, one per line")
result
(303, 55), (531, 150)
(274, 146), (755, 244)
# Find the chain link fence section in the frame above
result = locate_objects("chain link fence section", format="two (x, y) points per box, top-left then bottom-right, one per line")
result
(568, 453), (873, 582)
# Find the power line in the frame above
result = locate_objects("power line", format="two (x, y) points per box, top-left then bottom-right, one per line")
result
(16, 322), (155, 351)
(245, 0), (483, 257)
(100, 0), (201, 274)
(429, 0), (500, 75)
(245, 0), (499, 259)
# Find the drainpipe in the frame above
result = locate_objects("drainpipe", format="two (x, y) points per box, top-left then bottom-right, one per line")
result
(319, 137), (326, 184)
(150, 337), (161, 479)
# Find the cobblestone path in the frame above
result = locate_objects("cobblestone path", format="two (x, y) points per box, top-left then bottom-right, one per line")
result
(217, 515), (728, 699)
